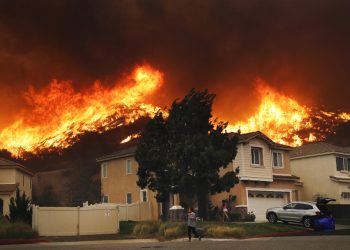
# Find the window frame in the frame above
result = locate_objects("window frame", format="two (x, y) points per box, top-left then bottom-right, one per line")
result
(140, 189), (148, 202)
(102, 195), (109, 203)
(101, 163), (108, 178)
(272, 151), (284, 168)
(251, 146), (263, 166)
(126, 159), (132, 175)
(336, 156), (349, 172)
(126, 192), (132, 204)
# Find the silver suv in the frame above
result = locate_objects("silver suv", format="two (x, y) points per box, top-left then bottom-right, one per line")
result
(266, 198), (335, 228)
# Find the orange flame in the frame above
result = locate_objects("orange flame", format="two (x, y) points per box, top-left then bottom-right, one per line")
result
(0, 65), (163, 156)
(226, 79), (350, 146)
(120, 133), (141, 144)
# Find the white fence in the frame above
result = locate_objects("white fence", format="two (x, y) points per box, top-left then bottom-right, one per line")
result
(87, 202), (152, 221)
(32, 205), (119, 236)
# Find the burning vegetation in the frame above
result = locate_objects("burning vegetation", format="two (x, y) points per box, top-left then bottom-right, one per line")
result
(0, 65), (349, 157)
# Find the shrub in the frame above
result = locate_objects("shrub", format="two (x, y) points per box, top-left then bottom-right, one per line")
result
(9, 189), (32, 225)
(132, 221), (159, 237)
(0, 222), (38, 239)
(205, 226), (244, 238)
(244, 212), (256, 222)
(228, 212), (241, 221)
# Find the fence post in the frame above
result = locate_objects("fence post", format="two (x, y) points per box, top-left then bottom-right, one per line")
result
(148, 201), (151, 220)
(77, 206), (80, 236)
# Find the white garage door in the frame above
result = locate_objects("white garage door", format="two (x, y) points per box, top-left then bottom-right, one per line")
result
(248, 191), (288, 221)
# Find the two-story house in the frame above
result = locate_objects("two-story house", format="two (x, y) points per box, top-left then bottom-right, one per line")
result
(290, 142), (350, 204)
(210, 131), (301, 221)
(97, 147), (161, 220)
(0, 157), (33, 216)
(98, 131), (301, 221)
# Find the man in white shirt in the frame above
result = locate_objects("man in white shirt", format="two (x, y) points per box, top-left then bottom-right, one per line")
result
(187, 207), (201, 241)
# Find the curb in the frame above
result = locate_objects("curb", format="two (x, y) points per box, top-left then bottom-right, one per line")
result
(244, 230), (310, 239)
(0, 238), (50, 245)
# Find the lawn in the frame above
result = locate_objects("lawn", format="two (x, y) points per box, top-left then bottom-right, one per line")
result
(0, 220), (38, 239)
(120, 221), (306, 240)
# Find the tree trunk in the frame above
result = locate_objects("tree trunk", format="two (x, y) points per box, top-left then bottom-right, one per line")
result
(161, 192), (170, 221)
(197, 185), (209, 220)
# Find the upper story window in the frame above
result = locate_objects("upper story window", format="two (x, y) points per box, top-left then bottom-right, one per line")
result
(126, 159), (132, 175)
(341, 192), (350, 199)
(251, 147), (263, 166)
(336, 157), (349, 172)
(140, 189), (148, 202)
(101, 163), (108, 178)
(272, 151), (283, 168)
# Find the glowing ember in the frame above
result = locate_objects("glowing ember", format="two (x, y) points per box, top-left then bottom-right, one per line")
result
(0, 65), (163, 156)
(120, 133), (141, 144)
(226, 79), (350, 146)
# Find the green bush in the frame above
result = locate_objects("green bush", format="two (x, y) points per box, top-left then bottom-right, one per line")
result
(244, 212), (256, 222)
(0, 222), (38, 239)
(228, 212), (241, 221)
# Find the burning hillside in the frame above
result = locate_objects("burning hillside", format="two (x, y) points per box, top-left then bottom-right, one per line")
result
(0, 64), (350, 157)
(226, 79), (350, 146)
(0, 65), (163, 156)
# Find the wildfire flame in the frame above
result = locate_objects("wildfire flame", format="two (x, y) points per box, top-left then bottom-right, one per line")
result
(120, 133), (141, 144)
(0, 65), (163, 156)
(226, 79), (350, 146)
(1, 64), (349, 156)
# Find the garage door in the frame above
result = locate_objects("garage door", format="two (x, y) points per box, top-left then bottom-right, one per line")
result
(247, 191), (288, 221)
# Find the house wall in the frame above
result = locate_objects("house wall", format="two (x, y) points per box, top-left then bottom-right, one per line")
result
(291, 154), (340, 202)
(235, 139), (273, 181)
(101, 157), (160, 220)
(0, 168), (32, 216)
(211, 138), (297, 211)
(0, 169), (16, 183)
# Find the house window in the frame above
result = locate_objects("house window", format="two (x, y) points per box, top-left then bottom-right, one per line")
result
(272, 151), (283, 167)
(336, 157), (349, 172)
(102, 196), (109, 203)
(341, 192), (350, 199)
(126, 193), (132, 204)
(140, 190), (148, 202)
(126, 159), (132, 174)
(102, 163), (108, 178)
(251, 147), (263, 166)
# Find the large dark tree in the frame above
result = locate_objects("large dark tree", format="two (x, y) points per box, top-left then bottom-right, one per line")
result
(135, 112), (177, 221)
(136, 89), (239, 220)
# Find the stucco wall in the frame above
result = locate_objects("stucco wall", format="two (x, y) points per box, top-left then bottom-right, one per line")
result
(291, 154), (339, 202)
(101, 157), (159, 220)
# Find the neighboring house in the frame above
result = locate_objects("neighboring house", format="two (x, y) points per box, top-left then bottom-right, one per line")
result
(97, 131), (301, 221)
(97, 147), (161, 220)
(290, 142), (350, 204)
(210, 132), (302, 221)
(0, 157), (33, 216)
(32, 168), (70, 206)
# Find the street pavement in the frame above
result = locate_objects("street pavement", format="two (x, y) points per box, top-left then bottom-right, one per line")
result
(1, 234), (350, 250)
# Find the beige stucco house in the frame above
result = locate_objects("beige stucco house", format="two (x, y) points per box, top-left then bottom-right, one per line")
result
(210, 132), (302, 221)
(0, 157), (33, 216)
(290, 142), (350, 204)
(98, 131), (301, 221)
(97, 147), (161, 220)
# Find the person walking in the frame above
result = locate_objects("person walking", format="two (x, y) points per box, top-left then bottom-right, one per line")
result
(187, 207), (201, 241)
(222, 200), (230, 222)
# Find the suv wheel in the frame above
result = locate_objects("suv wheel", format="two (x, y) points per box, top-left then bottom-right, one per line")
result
(303, 217), (313, 228)
(267, 213), (277, 223)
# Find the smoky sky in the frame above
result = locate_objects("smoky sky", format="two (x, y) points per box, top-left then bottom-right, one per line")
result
(1, 0), (350, 127)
